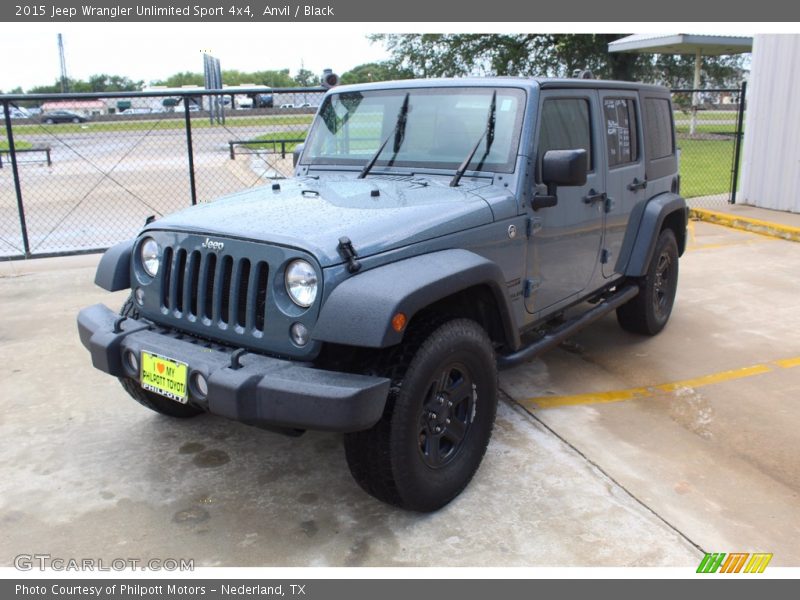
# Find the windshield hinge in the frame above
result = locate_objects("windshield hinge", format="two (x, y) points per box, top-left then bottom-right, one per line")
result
(526, 217), (542, 237)
(337, 237), (362, 274)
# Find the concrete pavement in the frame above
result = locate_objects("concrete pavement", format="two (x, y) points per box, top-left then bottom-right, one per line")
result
(1, 220), (798, 567)
(502, 220), (800, 565)
(690, 204), (800, 242)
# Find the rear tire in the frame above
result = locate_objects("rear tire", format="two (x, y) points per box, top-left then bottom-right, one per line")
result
(344, 318), (498, 512)
(617, 228), (679, 335)
(117, 297), (203, 419)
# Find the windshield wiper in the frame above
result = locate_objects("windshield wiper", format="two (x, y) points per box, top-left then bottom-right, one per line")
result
(358, 92), (410, 179)
(450, 90), (497, 187)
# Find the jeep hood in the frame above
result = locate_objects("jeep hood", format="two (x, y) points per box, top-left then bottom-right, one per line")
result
(148, 176), (514, 267)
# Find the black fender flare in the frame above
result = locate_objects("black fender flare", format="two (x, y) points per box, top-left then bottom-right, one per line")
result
(95, 240), (133, 292)
(617, 193), (687, 277)
(313, 249), (520, 350)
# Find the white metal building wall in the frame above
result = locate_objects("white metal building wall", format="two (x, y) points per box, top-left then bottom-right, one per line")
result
(740, 34), (800, 213)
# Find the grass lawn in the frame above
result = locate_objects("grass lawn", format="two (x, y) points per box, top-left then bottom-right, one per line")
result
(0, 139), (33, 150)
(673, 110), (740, 119)
(8, 114), (314, 135)
(674, 122), (741, 135)
(244, 131), (308, 152)
(6, 114), (736, 200)
(677, 137), (735, 198)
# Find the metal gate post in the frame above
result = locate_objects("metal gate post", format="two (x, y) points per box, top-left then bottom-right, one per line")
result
(2, 99), (31, 256)
(184, 100), (198, 206)
(730, 81), (747, 204)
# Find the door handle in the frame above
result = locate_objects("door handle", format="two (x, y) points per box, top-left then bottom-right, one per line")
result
(583, 189), (606, 205)
(627, 177), (648, 191)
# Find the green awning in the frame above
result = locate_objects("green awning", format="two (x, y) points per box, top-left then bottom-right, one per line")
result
(116, 101), (132, 110)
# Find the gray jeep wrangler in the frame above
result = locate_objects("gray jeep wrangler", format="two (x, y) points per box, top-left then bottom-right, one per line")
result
(78, 77), (686, 512)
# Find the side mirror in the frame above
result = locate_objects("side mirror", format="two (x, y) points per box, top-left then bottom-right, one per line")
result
(532, 149), (588, 210)
(542, 149), (587, 187)
(292, 143), (305, 168)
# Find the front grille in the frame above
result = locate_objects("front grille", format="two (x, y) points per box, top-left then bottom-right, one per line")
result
(160, 247), (269, 334)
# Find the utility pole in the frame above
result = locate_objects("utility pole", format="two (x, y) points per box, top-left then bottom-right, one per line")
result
(57, 33), (69, 93)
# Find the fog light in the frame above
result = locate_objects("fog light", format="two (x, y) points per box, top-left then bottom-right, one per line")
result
(192, 372), (208, 397)
(125, 350), (139, 373)
(134, 287), (145, 305)
(290, 322), (310, 346)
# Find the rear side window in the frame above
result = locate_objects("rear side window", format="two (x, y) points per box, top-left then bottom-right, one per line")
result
(603, 98), (638, 167)
(644, 98), (675, 160)
(539, 98), (593, 172)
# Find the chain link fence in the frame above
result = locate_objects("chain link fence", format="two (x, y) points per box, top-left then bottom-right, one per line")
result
(1, 84), (745, 259)
(1, 88), (323, 259)
(670, 85), (746, 208)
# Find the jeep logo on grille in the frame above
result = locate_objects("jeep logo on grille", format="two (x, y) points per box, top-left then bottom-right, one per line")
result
(201, 238), (224, 251)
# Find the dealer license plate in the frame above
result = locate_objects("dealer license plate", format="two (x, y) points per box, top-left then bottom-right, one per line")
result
(140, 351), (189, 403)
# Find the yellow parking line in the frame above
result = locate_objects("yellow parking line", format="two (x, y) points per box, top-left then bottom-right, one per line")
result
(686, 238), (776, 252)
(525, 356), (800, 410)
(775, 356), (800, 369)
(686, 219), (777, 252)
(690, 208), (800, 243)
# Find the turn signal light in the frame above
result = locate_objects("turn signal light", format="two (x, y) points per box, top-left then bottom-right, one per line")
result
(391, 312), (407, 332)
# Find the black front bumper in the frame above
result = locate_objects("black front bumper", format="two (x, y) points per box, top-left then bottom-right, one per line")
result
(77, 304), (390, 432)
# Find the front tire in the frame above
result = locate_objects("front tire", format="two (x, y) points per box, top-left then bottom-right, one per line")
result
(344, 318), (498, 512)
(617, 228), (679, 335)
(117, 297), (203, 419)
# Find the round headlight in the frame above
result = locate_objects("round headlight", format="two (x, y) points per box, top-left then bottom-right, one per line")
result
(140, 237), (160, 277)
(285, 259), (318, 308)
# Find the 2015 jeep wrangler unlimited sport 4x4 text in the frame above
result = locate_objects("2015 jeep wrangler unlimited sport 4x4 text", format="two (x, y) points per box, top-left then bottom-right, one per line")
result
(78, 77), (687, 512)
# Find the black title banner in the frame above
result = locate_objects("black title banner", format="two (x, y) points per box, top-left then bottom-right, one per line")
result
(2, 0), (799, 22)
(4, 579), (796, 600)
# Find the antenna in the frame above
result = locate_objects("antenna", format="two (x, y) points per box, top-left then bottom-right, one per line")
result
(57, 33), (69, 93)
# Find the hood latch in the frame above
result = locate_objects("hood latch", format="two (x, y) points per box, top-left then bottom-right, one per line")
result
(337, 237), (362, 274)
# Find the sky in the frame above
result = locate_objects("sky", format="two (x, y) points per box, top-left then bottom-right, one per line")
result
(0, 22), (773, 93)
(0, 23), (391, 91)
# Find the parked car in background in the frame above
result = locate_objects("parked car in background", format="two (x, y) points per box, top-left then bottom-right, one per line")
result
(119, 108), (153, 116)
(7, 107), (31, 119)
(254, 93), (274, 108)
(41, 111), (87, 124)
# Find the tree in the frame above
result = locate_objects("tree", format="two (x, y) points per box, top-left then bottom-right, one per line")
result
(150, 72), (204, 87)
(85, 74), (143, 92)
(294, 68), (318, 87)
(27, 80), (71, 94)
(371, 34), (747, 87)
(340, 62), (415, 85)
(26, 75), (142, 94)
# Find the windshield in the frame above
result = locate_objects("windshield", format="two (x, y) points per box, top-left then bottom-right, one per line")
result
(302, 86), (526, 174)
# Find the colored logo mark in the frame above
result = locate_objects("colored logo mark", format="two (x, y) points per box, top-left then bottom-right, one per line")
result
(697, 552), (773, 573)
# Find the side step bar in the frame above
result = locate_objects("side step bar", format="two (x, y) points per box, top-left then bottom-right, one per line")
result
(497, 285), (639, 369)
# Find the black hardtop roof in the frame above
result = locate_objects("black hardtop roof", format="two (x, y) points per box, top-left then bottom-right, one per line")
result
(535, 77), (669, 94)
(331, 76), (670, 95)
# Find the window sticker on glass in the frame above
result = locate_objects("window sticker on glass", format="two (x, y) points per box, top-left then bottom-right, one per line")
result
(604, 98), (636, 166)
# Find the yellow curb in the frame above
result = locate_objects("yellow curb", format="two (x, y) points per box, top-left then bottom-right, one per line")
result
(689, 208), (800, 242)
